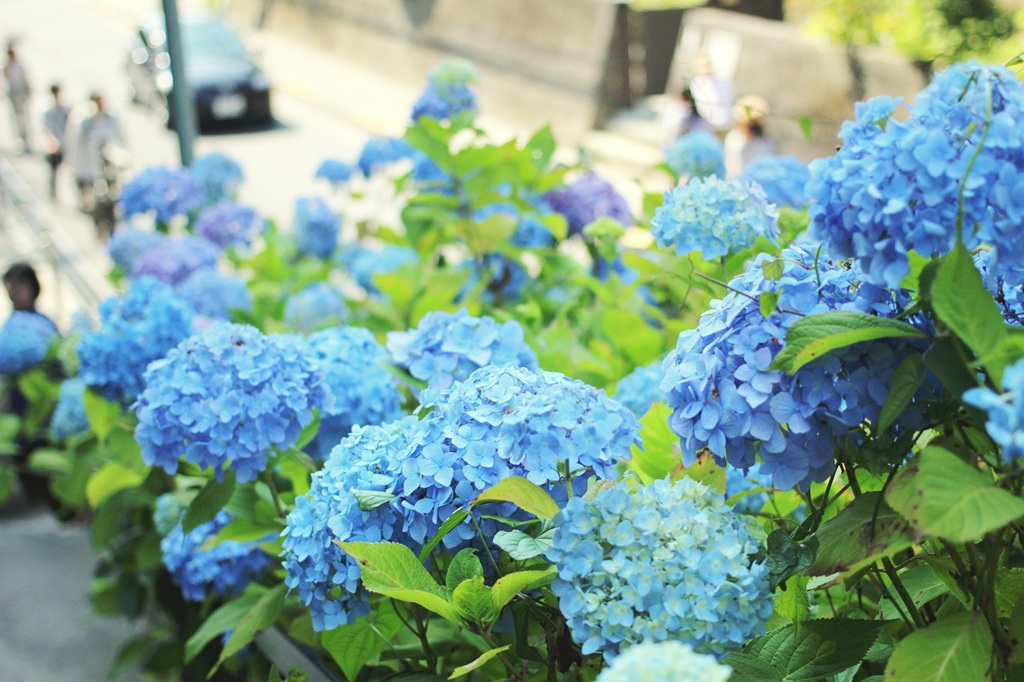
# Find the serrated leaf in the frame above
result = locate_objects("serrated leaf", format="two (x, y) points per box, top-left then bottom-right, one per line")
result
(878, 355), (923, 433)
(626, 402), (680, 483)
(185, 589), (265, 662)
(212, 584), (287, 676)
(885, 446), (1024, 543)
(765, 530), (817, 591)
(491, 569), (556, 612)
(884, 612), (992, 681)
(183, 475), (236, 533)
(452, 576), (497, 626)
(447, 549), (484, 594)
(472, 476), (560, 519)
(322, 610), (402, 682)
(418, 509), (469, 563)
(775, 575), (810, 627)
(448, 645), (510, 679)
(351, 489), (397, 512)
(493, 528), (556, 560)
(723, 652), (785, 681)
(931, 243), (1005, 362)
(745, 618), (887, 680)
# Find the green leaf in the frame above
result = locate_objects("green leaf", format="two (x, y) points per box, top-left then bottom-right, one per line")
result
(85, 462), (146, 508)
(722, 652), (785, 682)
(212, 517), (280, 545)
(322, 609), (402, 682)
(884, 612), (993, 681)
(493, 528), (556, 560)
(213, 585), (287, 675)
(765, 530), (817, 591)
(1008, 594), (1024, 665)
(878, 564), (949, 621)
(771, 312), (927, 375)
(930, 243), (1005, 361)
(418, 509), (470, 563)
(446, 548), (484, 594)
(626, 403), (680, 483)
(82, 388), (121, 445)
(294, 412), (321, 451)
(491, 569), (556, 612)
(673, 448), (726, 493)
(185, 589), (265, 662)
(472, 476), (560, 519)
(351, 489), (397, 513)
(878, 355), (923, 433)
(762, 258), (785, 281)
(775, 575), (811, 627)
(885, 446), (1024, 543)
(924, 338), (979, 400)
(798, 115), (814, 142)
(760, 290), (781, 317)
(745, 618), (888, 680)
(448, 645), (510, 680)
(183, 475), (237, 533)
(451, 576), (497, 627)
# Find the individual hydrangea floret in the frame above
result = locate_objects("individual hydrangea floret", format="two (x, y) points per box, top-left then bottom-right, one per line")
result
(0, 311), (59, 374)
(174, 268), (253, 320)
(338, 244), (418, 294)
(664, 130), (726, 179)
(77, 278), (193, 402)
(651, 176), (779, 261)
(544, 173), (634, 237)
(596, 641), (732, 681)
(964, 357), (1024, 462)
(739, 154), (812, 208)
(613, 361), (664, 417)
(130, 235), (221, 286)
(107, 227), (166, 273)
(808, 62), (1024, 289)
(386, 308), (538, 390)
(49, 377), (90, 442)
(315, 159), (353, 186)
(283, 282), (348, 334)
(302, 325), (405, 460)
(357, 137), (418, 178)
(161, 510), (272, 602)
(293, 196), (340, 260)
(548, 478), (772, 659)
(194, 201), (264, 250)
(191, 151), (244, 203)
(118, 166), (205, 225)
(134, 323), (334, 482)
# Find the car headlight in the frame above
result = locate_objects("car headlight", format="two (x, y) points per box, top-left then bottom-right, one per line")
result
(250, 71), (270, 91)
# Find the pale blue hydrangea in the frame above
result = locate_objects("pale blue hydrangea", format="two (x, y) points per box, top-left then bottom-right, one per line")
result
(194, 201), (264, 250)
(651, 176), (779, 261)
(130, 235), (221, 286)
(740, 154), (812, 208)
(107, 227), (166, 272)
(49, 377), (89, 442)
(134, 323), (334, 482)
(964, 357), (1024, 462)
(596, 641), (732, 681)
(544, 173), (634, 237)
(118, 166), (205, 225)
(77, 278), (193, 402)
(302, 326), (405, 460)
(191, 152), (244, 203)
(386, 308), (538, 390)
(809, 62), (1024, 289)
(315, 159), (353, 186)
(174, 268), (253, 320)
(664, 130), (726, 179)
(613, 362), (664, 417)
(283, 282), (348, 334)
(357, 137), (417, 177)
(337, 244), (418, 294)
(548, 478), (772, 659)
(161, 510), (273, 602)
(0, 311), (58, 374)
(428, 59), (480, 88)
(153, 492), (186, 536)
(294, 196), (340, 260)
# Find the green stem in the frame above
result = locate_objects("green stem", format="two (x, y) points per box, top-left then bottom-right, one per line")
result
(867, 570), (914, 629)
(470, 512), (502, 575)
(882, 557), (926, 628)
(955, 76), (993, 245)
(481, 630), (520, 680)
(259, 471), (285, 518)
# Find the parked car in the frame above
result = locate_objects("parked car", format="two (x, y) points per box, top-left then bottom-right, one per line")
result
(126, 13), (272, 129)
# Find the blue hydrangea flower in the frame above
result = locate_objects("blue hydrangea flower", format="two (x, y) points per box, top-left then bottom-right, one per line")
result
(386, 308), (538, 390)
(0, 311), (59, 374)
(174, 268), (253, 320)
(293, 196), (340, 260)
(77, 278), (193, 402)
(475, 199), (557, 249)
(664, 130), (726, 179)
(283, 282), (348, 334)
(613, 361), (664, 417)
(357, 137), (418, 177)
(130, 235), (221, 286)
(338, 244), (418, 294)
(107, 227), (166, 273)
(651, 176), (779, 260)
(740, 154), (812, 208)
(315, 159), (353, 186)
(660, 243), (929, 490)
(49, 377), (90, 442)
(161, 510), (272, 602)
(596, 641), (732, 680)
(153, 492), (187, 536)
(118, 166), (206, 225)
(809, 62), (1024, 289)
(975, 248), (1024, 326)
(302, 325), (405, 460)
(191, 152), (244, 203)
(412, 82), (477, 122)
(548, 478), (772, 659)
(134, 323), (334, 482)
(543, 174), (634, 237)
(726, 466), (775, 514)
(428, 59), (480, 88)
(964, 357), (1024, 462)
(194, 201), (264, 250)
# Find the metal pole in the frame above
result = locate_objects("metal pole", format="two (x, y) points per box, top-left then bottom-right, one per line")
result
(162, 0), (196, 166)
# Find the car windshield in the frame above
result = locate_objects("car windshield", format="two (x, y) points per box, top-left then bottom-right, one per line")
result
(182, 19), (248, 60)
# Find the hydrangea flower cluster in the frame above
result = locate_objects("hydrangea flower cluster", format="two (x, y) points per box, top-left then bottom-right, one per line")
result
(338, 244), (418, 294)
(107, 227), (166, 272)
(740, 154), (811, 208)
(194, 201), (264, 250)
(315, 159), (353, 186)
(161, 511), (273, 602)
(386, 308), (538, 390)
(293, 196), (340, 260)
(613, 361), (664, 417)
(964, 357), (1024, 462)
(49, 377), (90, 442)
(77, 278), (193, 402)
(660, 243), (927, 489)
(130, 235), (221, 286)
(191, 152), (244, 203)
(543, 173), (634, 237)
(118, 166), (206, 225)
(302, 325), (405, 460)
(174, 268), (253, 320)
(726, 466), (775, 514)
(357, 137), (417, 178)
(974, 249), (1024, 326)
(651, 176), (779, 260)
(596, 641), (732, 681)
(664, 130), (726, 179)
(0, 311), (59, 374)
(808, 62), (1024, 289)
(547, 478), (772, 659)
(283, 282), (348, 333)
(134, 323), (334, 482)
(153, 492), (186, 536)
(411, 83), (477, 122)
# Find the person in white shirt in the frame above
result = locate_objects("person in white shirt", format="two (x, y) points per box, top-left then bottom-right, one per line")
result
(66, 92), (126, 211)
(724, 95), (775, 178)
(41, 84), (70, 200)
(3, 44), (32, 153)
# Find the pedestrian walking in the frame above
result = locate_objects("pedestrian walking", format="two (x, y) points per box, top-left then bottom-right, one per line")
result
(42, 84), (70, 200)
(66, 92), (126, 212)
(3, 42), (32, 153)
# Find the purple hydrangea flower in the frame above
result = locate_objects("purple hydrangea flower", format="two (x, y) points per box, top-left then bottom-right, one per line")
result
(293, 196), (339, 260)
(194, 201), (264, 250)
(544, 173), (634, 237)
(118, 166), (205, 225)
(107, 227), (166, 273)
(174, 268), (253, 320)
(191, 152), (244, 203)
(130, 235), (221, 286)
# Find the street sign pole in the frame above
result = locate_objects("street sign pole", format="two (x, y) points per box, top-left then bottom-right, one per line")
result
(161, 0), (196, 166)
